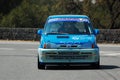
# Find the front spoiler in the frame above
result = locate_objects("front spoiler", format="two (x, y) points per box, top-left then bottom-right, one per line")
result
(38, 48), (99, 63)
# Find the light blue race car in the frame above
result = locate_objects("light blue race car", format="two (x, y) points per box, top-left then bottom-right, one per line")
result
(37, 15), (100, 69)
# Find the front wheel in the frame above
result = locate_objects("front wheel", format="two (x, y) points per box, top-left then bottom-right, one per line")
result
(38, 56), (45, 69)
(91, 61), (100, 69)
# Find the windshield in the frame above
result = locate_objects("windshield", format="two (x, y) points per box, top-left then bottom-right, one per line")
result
(44, 18), (93, 35)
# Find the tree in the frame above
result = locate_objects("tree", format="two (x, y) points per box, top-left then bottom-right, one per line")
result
(0, 0), (119, 29)
(92, 0), (120, 29)
(0, 0), (40, 28)
(105, 0), (120, 29)
(0, 0), (22, 14)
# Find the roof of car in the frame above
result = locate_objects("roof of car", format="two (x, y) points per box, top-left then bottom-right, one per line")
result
(48, 15), (89, 19)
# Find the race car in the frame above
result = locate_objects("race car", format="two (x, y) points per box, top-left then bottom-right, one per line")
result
(37, 15), (100, 69)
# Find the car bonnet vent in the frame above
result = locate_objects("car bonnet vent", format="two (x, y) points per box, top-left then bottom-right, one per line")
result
(57, 36), (69, 38)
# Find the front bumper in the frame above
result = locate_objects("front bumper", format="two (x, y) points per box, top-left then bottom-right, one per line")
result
(38, 48), (99, 63)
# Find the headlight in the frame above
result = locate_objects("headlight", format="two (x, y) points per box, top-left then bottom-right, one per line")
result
(43, 43), (51, 49)
(43, 43), (57, 49)
(80, 42), (93, 49)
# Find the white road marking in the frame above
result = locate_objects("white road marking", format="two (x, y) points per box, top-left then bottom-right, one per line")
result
(0, 48), (15, 50)
(100, 51), (120, 56)
(0, 41), (39, 44)
(98, 44), (120, 47)
(0, 47), (120, 57)
(27, 49), (38, 51)
(0, 48), (38, 51)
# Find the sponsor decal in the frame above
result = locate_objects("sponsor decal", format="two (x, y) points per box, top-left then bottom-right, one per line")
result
(48, 18), (89, 23)
(72, 36), (79, 40)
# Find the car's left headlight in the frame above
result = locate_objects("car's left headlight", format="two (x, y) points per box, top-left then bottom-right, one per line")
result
(43, 43), (57, 49)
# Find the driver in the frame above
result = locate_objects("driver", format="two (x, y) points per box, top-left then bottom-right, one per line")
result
(58, 23), (79, 34)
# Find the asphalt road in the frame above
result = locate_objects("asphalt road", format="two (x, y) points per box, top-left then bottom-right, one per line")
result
(0, 41), (120, 80)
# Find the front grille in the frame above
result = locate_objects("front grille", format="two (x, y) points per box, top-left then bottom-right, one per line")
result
(48, 55), (89, 59)
(58, 52), (79, 55)
(59, 45), (78, 48)
(46, 52), (92, 60)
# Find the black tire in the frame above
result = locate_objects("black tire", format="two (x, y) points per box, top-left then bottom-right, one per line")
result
(91, 61), (100, 69)
(38, 56), (45, 69)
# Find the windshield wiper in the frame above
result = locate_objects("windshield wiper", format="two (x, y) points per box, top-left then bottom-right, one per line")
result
(46, 32), (59, 35)
(46, 32), (69, 35)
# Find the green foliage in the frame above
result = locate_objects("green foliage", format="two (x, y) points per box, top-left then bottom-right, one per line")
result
(0, 0), (119, 29)
(0, 0), (22, 14)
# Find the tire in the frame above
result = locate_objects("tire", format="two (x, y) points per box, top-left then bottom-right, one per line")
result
(91, 61), (100, 69)
(38, 56), (45, 69)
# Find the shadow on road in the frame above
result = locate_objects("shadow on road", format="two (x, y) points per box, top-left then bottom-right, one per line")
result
(40, 66), (97, 70)
(100, 65), (120, 70)
(40, 65), (120, 70)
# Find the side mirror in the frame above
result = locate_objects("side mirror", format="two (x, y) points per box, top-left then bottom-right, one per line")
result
(94, 29), (99, 35)
(37, 29), (43, 35)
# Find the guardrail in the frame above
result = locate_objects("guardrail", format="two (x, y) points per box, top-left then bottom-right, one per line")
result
(97, 29), (120, 43)
(0, 28), (120, 43)
(0, 28), (39, 41)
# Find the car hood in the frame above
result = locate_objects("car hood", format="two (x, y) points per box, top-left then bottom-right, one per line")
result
(40, 34), (96, 49)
